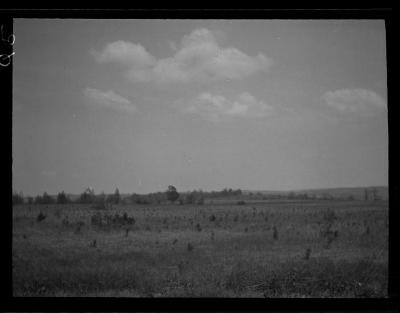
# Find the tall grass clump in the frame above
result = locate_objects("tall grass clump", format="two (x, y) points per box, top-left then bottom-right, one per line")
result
(320, 208), (339, 249)
(273, 226), (279, 240)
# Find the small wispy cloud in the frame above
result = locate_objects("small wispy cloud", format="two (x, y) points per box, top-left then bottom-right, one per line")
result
(83, 87), (136, 114)
(323, 88), (386, 114)
(93, 28), (271, 84)
(177, 92), (273, 122)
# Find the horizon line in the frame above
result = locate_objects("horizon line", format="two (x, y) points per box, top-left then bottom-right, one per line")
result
(13, 184), (389, 197)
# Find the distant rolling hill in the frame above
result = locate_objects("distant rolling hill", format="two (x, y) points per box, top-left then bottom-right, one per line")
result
(245, 186), (388, 201)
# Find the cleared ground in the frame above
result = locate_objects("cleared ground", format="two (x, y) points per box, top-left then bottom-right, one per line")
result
(12, 200), (388, 297)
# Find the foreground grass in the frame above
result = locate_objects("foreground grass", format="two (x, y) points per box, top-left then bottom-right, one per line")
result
(13, 201), (388, 297)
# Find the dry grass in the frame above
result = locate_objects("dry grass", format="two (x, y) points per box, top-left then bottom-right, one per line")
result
(12, 200), (388, 297)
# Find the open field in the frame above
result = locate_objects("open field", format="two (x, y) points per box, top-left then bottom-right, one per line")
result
(13, 200), (388, 297)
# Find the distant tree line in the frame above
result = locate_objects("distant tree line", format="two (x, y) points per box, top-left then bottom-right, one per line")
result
(12, 191), (25, 205)
(207, 188), (243, 197)
(12, 185), (382, 205)
(364, 187), (381, 201)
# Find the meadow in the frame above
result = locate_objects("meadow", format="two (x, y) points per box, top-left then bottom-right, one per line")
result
(12, 199), (388, 297)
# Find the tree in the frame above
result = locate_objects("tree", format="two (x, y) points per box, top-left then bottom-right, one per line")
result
(106, 188), (121, 204)
(97, 192), (106, 204)
(57, 191), (70, 204)
(184, 192), (195, 204)
(79, 187), (95, 204)
(42, 192), (55, 204)
(166, 185), (179, 203)
(34, 195), (43, 204)
(31, 192), (54, 204)
(371, 188), (380, 201)
(236, 189), (242, 196)
(196, 194), (205, 205)
(12, 192), (24, 205)
(130, 193), (150, 204)
(322, 193), (333, 200)
(113, 188), (120, 204)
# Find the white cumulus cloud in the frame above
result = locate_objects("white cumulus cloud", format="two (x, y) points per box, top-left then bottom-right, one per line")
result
(93, 28), (271, 84)
(83, 88), (136, 113)
(92, 41), (156, 67)
(323, 88), (386, 114)
(179, 92), (273, 121)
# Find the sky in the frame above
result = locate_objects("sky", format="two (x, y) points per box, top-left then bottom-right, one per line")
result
(12, 19), (388, 196)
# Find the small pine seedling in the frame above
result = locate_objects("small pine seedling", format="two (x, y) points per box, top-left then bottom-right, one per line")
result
(334, 230), (338, 238)
(304, 248), (311, 260)
(37, 212), (46, 222)
(273, 226), (279, 240)
(195, 223), (202, 232)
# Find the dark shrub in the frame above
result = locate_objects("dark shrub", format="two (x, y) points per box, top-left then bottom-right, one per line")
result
(37, 212), (46, 222)
(91, 202), (107, 210)
(196, 197), (205, 205)
(90, 212), (135, 229)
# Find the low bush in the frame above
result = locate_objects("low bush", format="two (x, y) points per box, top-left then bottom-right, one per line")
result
(91, 212), (135, 229)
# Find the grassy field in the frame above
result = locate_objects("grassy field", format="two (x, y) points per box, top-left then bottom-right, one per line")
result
(12, 200), (388, 297)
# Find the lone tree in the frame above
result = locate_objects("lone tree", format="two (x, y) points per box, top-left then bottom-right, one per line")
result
(114, 188), (120, 204)
(166, 185), (179, 203)
(79, 187), (95, 204)
(107, 188), (120, 204)
(364, 188), (369, 201)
